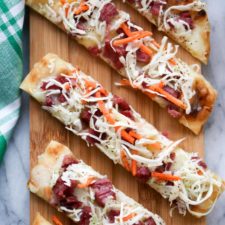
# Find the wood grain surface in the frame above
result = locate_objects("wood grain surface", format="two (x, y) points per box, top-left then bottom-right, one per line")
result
(29, 1), (205, 225)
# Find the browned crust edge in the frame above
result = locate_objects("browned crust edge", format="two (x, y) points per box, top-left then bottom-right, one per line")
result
(28, 140), (72, 202)
(126, 0), (211, 64)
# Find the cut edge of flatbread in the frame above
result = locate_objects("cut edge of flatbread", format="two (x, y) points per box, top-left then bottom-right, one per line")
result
(28, 141), (167, 223)
(29, 140), (225, 219)
(125, 0), (211, 64)
(23, 54), (224, 218)
(28, 140), (71, 202)
(165, 15), (210, 65)
(21, 52), (217, 135)
(25, 1), (216, 134)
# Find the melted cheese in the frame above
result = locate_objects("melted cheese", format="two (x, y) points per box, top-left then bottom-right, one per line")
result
(39, 66), (223, 217)
(163, 1), (206, 33)
(61, 161), (104, 186)
(39, 0), (199, 115)
(31, 0), (223, 217)
(56, 160), (165, 225)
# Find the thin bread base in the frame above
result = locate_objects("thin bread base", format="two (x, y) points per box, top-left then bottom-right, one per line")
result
(126, 0), (211, 64)
(23, 55), (224, 217)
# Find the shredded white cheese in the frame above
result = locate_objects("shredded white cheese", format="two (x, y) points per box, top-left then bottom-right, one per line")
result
(33, 0), (223, 217)
(41, 0), (199, 115)
(55, 160), (165, 225)
(40, 67), (223, 217)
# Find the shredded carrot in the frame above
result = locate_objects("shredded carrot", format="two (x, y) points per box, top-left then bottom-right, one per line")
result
(128, 30), (151, 36)
(120, 130), (135, 144)
(64, 83), (70, 90)
(52, 216), (63, 225)
(96, 97), (106, 114)
(123, 213), (137, 222)
(139, 44), (153, 56)
(105, 114), (116, 125)
(151, 172), (181, 181)
(74, 1), (89, 15)
(114, 125), (135, 144)
(97, 98), (115, 125)
(95, 92), (135, 144)
(113, 31), (152, 46)
(131, 150), (138, 176)
(121, 150), (130, 171)
(119, 79), (185, 109)
(119, 79), (155, 98)
(120, 23), (132, 36)
(198, 170), (203, 175)
(65, 6), (70, 17)
(77, 176), (96, 188)
(85, 79), (96, 90)
(131, 160), (137, 176)
(113, 34), (140, 46)
(169, 58), (177, 65)
(120, 23), (153, 56)
(129, 130), (142, 140)
(120, 23), (178, 66)
(61, 0), (74, 16)
(119, 24), (184, 108)
(148, 82), (187, 110)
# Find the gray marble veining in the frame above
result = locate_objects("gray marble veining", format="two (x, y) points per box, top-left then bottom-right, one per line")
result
(0, 1), (225, 224)
(203, 0), (225, 224)
(0, 9), (30, 225)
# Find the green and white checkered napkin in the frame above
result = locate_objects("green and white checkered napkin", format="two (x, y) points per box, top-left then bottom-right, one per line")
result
(0, 0), (24, 161)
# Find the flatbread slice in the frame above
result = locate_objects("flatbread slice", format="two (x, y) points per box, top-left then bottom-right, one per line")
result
(26, 0), (216, 134)
(32, 213), (52, 225)
(123, 0), (210, 64)
(29, 141), (165, 225)
(21, 54), (224, 217)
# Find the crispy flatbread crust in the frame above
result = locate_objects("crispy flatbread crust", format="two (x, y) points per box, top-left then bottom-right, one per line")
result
(167, 7), (210, 64)
(23, 55), (224, 217)
(29, 140), (225, 218)
(179, 73), (217, 134)
(20, 54), (72, 98)
(27, 0), (210, 63)
(25, 1), (215, 133)
(21, 51), (216, 136)
(28, 140), (72, 202)
(28, 141), (165, 223)
(32, 213), (52, 225)
(190, 180), (225, 215)
(126, 0), (210, 64)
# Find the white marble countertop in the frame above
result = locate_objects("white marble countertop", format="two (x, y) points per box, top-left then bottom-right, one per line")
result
(0, 0), (225, 224)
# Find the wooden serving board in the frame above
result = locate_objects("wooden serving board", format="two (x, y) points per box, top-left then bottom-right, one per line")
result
(29, 1), (205, 225)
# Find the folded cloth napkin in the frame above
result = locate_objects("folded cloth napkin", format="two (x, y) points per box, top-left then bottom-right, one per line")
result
(0, 0), (24, 161)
